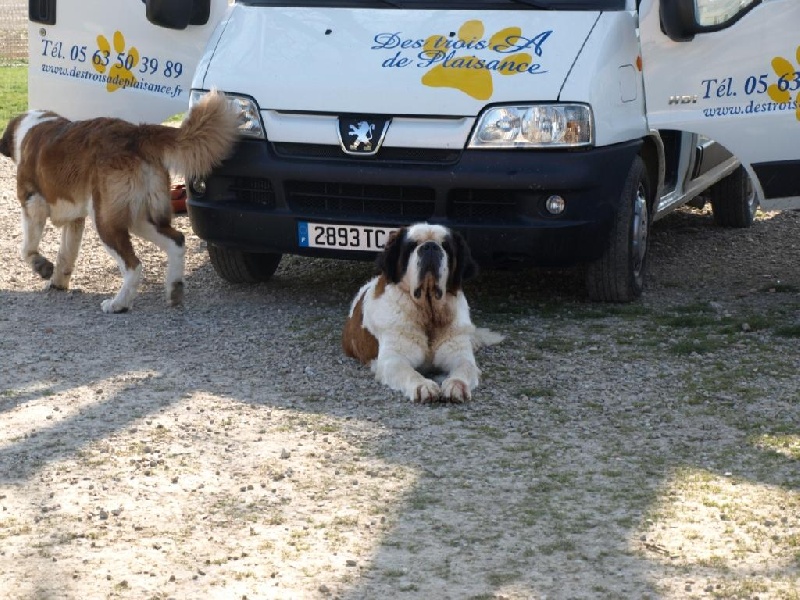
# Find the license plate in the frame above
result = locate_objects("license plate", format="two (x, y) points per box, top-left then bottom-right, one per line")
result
(297, 221), (397, 251)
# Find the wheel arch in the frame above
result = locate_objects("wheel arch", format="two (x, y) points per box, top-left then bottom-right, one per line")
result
(640, 132), (664, 212)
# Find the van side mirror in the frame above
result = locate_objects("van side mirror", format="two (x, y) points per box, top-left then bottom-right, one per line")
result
(29, 0), (57, 25)
(145, 0), (210, 30)
(660, 0), (762, 42)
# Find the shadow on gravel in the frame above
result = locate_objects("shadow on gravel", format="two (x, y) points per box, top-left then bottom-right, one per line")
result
(0, 257), (377, 480)
(1, 208), (799, 598)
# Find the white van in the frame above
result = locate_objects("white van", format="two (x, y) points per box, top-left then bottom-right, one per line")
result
(27, 0), (800, 301)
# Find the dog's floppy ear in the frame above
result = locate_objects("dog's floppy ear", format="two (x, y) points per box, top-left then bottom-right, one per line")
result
(446, 230), (478, 293)
(376, 227), (407, 283)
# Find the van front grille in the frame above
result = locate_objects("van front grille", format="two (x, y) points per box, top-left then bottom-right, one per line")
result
(286, 181), (435, 221)
(230, 177), (276, 208)
(448, 189), (530, 222)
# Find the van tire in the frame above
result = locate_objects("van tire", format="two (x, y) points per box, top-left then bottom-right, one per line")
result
(586, 156), (651, 303)
(207, 244), (282, 283)
(709, 165), (756, 228)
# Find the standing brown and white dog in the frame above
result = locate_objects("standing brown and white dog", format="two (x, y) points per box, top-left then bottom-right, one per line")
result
(342, 223), (503, 403)
(0, 90), (239, 313)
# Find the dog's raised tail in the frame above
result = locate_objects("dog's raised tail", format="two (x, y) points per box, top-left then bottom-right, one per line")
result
(164, 90), (240, 179)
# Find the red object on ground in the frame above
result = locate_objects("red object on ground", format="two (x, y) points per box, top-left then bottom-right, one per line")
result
(171, 184), (187, 214)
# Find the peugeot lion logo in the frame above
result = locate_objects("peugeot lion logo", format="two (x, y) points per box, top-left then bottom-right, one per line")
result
(338, 116), (391, 156)
(349, 121), (375, 151)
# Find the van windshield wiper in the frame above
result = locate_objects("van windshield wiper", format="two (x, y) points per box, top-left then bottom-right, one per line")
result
(510, 0), (618, 8)
(241, 0), (618, 8)
(508, 0), (610, 7)
(367, 0), (563, 7)
(507, 0), (555, 8)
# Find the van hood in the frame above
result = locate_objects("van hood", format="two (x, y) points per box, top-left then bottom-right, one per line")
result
(198, 6), (600, 116)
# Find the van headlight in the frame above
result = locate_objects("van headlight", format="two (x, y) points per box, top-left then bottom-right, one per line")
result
(468, 104), (593, 148)
(189, 90), (265, 139)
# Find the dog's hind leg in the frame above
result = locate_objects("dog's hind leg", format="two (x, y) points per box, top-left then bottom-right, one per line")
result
(131, 168), (186, 306)
(132, 220), (185, 307)
(49, 218), (85, 290)
(20, 193), (53, 280)
(96, 227), (142, 314)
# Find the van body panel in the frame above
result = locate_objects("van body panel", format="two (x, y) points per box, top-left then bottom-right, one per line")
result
(639, 0), (800, 207)
(199, 5), (599, 116)
(558, 11), (648, 146)
(27, 0), (229, 122)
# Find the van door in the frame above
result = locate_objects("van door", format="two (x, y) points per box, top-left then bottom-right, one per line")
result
(28, 0), (229, 123)
(640, 0), (800, 207)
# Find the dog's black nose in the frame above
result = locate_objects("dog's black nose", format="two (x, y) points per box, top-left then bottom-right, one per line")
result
(418, 241), (442, 274)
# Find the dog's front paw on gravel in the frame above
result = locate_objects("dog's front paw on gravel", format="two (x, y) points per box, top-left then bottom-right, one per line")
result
(33, 256), (54, 280)
(413, 380), (441, 403)
(168, 281), (184, 307)
(441, 378), (471, 403)
(101, 299), (129, 314)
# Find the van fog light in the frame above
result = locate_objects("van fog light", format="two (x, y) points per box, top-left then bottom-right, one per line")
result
(545, 195), (566, 215)
(191, 179), (207, 195)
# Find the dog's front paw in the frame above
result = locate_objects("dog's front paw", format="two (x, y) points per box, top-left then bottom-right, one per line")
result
(412, 379), (441, 404)
(441, 378), (471, 403)
(168, 281), (184, 307)
(46, 280), (69, 291)
(101, 298), (129, 314)
(33, 256), (54, 280)
(47, 272), (72, 291)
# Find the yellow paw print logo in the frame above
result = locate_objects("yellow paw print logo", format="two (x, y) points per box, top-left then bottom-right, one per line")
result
(93, 31), (139, 92)
(421, 21), (533, 101)
(767, 45), (800, 121)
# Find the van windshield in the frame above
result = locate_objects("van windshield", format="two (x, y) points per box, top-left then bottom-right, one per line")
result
(237, 0), (625, 9)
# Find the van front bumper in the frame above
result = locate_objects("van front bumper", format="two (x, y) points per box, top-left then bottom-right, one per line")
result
(187, 139), (642, 267)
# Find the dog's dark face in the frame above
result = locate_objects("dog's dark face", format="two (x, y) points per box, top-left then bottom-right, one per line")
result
(0, 111), (63, 164)
(377, 223), (477, 302)
(0, 114), (21, 160)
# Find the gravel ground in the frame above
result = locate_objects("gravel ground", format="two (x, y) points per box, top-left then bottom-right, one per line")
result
(1, 153), (799, 600)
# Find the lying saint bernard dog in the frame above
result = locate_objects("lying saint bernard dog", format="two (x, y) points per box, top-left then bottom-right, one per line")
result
(342, 223), (503, 403)
(0, 90), (239, 313)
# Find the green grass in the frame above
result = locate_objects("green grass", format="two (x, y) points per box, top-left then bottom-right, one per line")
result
(0, 64), (27, 131)
(775, 324), (800, 338)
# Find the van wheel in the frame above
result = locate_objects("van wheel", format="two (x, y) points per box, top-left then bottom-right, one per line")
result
(586, 156), (651, 303)
(709, 165), (757, 228)
(207, 244), (282, 283)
